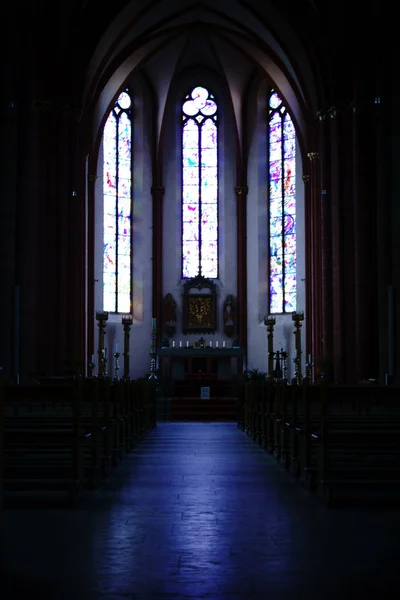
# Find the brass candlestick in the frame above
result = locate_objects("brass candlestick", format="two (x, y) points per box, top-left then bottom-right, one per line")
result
(96, 311), (108, 377)
(282, 350), (288, 382)
(122, 316), (132, 380)
(264, 315), (276, 380)
(113, 352), (121, 380)
(292, 311), (304, 384)
(149, 317), (157, 380)
(305, 357), (314, 383)
(282, 350), (288, 383)
(89, 359), (95, 378)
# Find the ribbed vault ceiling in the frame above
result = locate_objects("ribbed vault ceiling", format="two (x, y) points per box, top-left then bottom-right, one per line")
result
(84, 0), (323, 155)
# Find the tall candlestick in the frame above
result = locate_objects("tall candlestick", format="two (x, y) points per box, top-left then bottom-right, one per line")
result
(96, 311), (108, 377)
(264, 315), (276, 379)
(122, 315), (133, 379)
(292, 311), (304, 384)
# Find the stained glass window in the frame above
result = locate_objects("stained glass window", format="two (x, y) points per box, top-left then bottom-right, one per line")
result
(182, 86), (218, 278)
(103, 90), (132, 313)
(268, 89), (296, 313)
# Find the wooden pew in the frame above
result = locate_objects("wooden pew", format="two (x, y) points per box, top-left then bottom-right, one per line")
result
(314, 385), (400, 506)
(1, 375), (157, 507)
(3, 380), (88, 505)
(240, 380), (400, 508)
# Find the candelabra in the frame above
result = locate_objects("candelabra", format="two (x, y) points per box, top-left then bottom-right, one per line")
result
(274, 349), (283, 379)
(305, 357), (314, 383)
(88, 357), (95, 378)
(122, 316), (133, 380)
(96, 311), (108, 377)
(292, 311), (304, 384)
(264, 315), (276, 380)
(149, 317), (157, 380)
(282, 350), (288, 382)
(113, 352), (121, 380)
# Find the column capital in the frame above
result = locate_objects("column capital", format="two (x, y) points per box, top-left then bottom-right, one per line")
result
(307, 152), (320, 161)
(302, 174), (310, 183)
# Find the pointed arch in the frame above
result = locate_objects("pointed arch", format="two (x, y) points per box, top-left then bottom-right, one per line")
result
(103, 89), (133, 313)
(181, 85), (219, 278)
(268, 88), (296, 313)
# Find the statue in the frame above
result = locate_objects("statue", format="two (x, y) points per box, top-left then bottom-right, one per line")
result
(163, 293), (177, 337)
(223, 294), (236, 338)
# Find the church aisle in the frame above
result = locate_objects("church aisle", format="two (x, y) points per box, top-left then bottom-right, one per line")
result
(1, 422), (400, 599)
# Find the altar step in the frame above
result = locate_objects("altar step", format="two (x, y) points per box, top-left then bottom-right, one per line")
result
(169, 396), (238, 422)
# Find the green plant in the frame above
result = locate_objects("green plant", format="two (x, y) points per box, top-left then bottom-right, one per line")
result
(244, 368), (268, 381)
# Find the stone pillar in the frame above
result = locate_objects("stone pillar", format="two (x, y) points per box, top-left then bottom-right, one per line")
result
(0, 25), (19, 381)
(352, 89), (379, 381)
(235, 185), (248, 361)
(302, 172), (312, 362)
(328, 109), (345, 383)
(151, 185), (164, 347)
(375, 68), (392, 383)
(319, 117), (333, 377)
(27, 99), (82, 377)
(86, 168), (98, 374)
(307, 151), (322, 375)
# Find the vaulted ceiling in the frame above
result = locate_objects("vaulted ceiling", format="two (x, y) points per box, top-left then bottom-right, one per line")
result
(81, 0), (329, 156)
(10, 0), (383, 157)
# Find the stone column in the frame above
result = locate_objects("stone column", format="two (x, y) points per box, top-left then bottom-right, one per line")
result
(235, 185), (248, 361)
(318, 114), (333, 377)
(302, 172), (312, 362)
(307, 151), (322, 374)
(151, 185), (164, 347)
(86, 168), (98, 374)
(352, 89), (379, 381)
(328, 109), (345, 383)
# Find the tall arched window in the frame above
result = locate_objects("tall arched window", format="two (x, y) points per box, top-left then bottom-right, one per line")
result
(103, 89), (132, 313)
(182, 86), (218, 279)
(268, 89), (296, 313)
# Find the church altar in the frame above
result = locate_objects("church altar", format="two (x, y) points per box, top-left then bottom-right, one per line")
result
(158, 347), (246, 381)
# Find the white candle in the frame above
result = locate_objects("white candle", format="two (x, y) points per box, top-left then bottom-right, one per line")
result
(172, 341), (175, 348)
(216, 341), (219, 348)
(209, 341), (212, 347)
(186, 341), (189, 347)
(223, 341), (226, 348)
(179, 341), (183, 348)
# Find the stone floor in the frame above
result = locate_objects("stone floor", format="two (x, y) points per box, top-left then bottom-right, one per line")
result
(1, 422), (400, 599)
